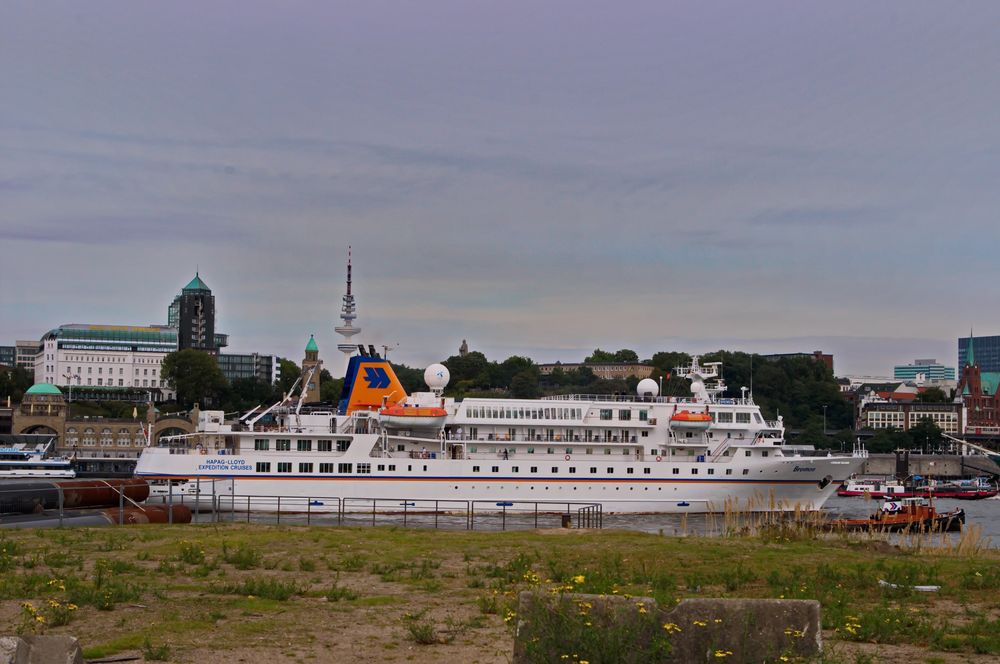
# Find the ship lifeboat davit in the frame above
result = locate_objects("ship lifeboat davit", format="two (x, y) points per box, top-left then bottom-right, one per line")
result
(669, 410), (713, 431)
(378, 404), (447, 429)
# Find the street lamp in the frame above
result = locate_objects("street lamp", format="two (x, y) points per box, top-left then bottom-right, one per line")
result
(822, 404), (828, 436)
(62, 373), (80, 403)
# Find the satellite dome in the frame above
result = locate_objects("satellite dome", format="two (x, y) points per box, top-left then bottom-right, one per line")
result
(424, 363), (450, 390)
(636, 378), (659, 397)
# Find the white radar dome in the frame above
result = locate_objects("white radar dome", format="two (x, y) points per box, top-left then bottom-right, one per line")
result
(636, 378), (659, 397)
(424, 363), (451, 390)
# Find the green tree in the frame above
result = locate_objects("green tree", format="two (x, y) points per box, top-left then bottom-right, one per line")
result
(161, 350), (228, 408)
(510, 369), (540, 398)
(909, 417), (945, 452)
(584, 349), (616, 363)
(916, 387), (949, 403)
(613, 349), (639, 363)
(277, 359), (301, 397)
(867, 427), (911, 454)
(0, 367), (34, 402)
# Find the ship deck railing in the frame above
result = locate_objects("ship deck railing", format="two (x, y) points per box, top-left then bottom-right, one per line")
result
(541, 394), (756, 405)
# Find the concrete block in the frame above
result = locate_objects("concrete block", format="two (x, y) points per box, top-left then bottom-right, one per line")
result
(0, 637), (83, 664)
(514, 592), (821, 663)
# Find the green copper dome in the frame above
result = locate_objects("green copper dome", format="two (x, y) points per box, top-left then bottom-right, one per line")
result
(25, 383), (62, 396)
(183, 272), (210, 292)
(305, 335), (319, 352)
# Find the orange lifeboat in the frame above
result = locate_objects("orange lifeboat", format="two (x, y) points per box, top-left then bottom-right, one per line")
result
(669, 410), (712, 431)
(378, 404), (447, 429)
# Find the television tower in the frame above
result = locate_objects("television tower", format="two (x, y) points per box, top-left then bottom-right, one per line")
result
(335, 247), (361, 374)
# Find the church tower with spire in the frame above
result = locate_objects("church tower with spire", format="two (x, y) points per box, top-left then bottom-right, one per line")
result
(334, 247), (361, 375)
(302, 334), (322, 403)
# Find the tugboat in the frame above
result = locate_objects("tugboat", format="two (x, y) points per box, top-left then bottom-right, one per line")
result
(827, 497), (964, 533)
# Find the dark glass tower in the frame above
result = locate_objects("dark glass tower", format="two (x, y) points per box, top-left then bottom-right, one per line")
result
(174, 273), (217, 355)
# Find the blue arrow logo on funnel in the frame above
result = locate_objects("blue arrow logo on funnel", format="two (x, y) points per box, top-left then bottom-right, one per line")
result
(363, 366), (390, 389)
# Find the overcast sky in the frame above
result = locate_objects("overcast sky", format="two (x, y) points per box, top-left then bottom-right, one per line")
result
(2, 2), (998, 377)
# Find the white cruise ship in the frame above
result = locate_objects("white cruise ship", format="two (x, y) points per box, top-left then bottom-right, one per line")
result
(135, 353), (865, 513)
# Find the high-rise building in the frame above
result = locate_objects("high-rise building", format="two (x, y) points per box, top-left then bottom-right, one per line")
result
(217, 352), (280, 385)
(168, 273), (224, 355)
(958, 335), (1000, 374)
(0, 346), (15, 368)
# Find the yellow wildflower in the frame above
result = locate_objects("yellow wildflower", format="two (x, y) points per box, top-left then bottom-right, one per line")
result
(663, 622), (682, 633)
(572, 575), (585, 584)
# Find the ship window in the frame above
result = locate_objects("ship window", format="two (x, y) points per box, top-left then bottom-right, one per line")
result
(338, 463), (352, 473)
(726, 469), (732, 475)
(641, 431), (648, 437)
(492, 466), (499, 473)
(377, 464), (385, 471)
(643, 467), (651, 474)
(297, 440), (312, 452)
(745, 450), (752, 457)
(590, 467), (597, 474)
(318, 440), (333, 452)
(277, 462), (291, 473)
(255, 462), (271, 472)
(672, 468), (679, 475)
(473, 466), (480, 472)
(691, 468), (698, 475)
(337, 440), (351, 452)
(530, 467), (538, 473)
(569, 467), (576, 474)
(599, 409), (613, 420)
(512, 466), (519, 472)
(736, 413), (751, 424)
(357, 463), (371, 474)
(388, 465), (396, 471)
(299, 462), (313, 473)
(275, 439), (291, 451)
(618, 410), (631, 421)
(707, 468), (714, 475)
(627, 467), (634, 474)
(761, 451), (768, 457)
(639, 410), (648, 421)
(527, 447), (535, 454)
(254, 439), (270, 451)
(551, 467), (558, 474)
(754, 413), (763, 424)
(716, 412), (733, 423)
(743, 469), (749, 475)
(320, 463), (334, 473)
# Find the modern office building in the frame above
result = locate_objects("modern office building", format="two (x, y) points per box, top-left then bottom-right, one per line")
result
(893, 359), (956, 382)
(217, 352), (280, 384)
(857, 399), (963, 434)
(0, 346), (14, 369)
(958, 335), (1000, 374)
(15, 340), (38, 375)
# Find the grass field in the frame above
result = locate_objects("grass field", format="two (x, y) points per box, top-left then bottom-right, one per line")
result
(1, 523), (999, 663)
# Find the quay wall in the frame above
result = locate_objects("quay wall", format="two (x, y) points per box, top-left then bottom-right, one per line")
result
(862, 454), (999, 477)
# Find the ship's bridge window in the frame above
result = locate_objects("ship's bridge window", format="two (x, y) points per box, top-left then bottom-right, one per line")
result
(736, 413), (751, 424)
(318, 440), (332, 452)
(254, 439), (270, 451)
(754, 413), (763, 424)
(276, 439), (291, 451)
(716, 412), (733, 423)
(297, 440), (312, 452)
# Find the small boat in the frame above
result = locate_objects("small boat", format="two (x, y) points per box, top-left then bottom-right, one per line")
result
(837, 476), (907, 498)
(926, 477), (998, 500)
(669, 410), (712, 431)
(827, 497), (964, 533)
(378, 404), (447, 429)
